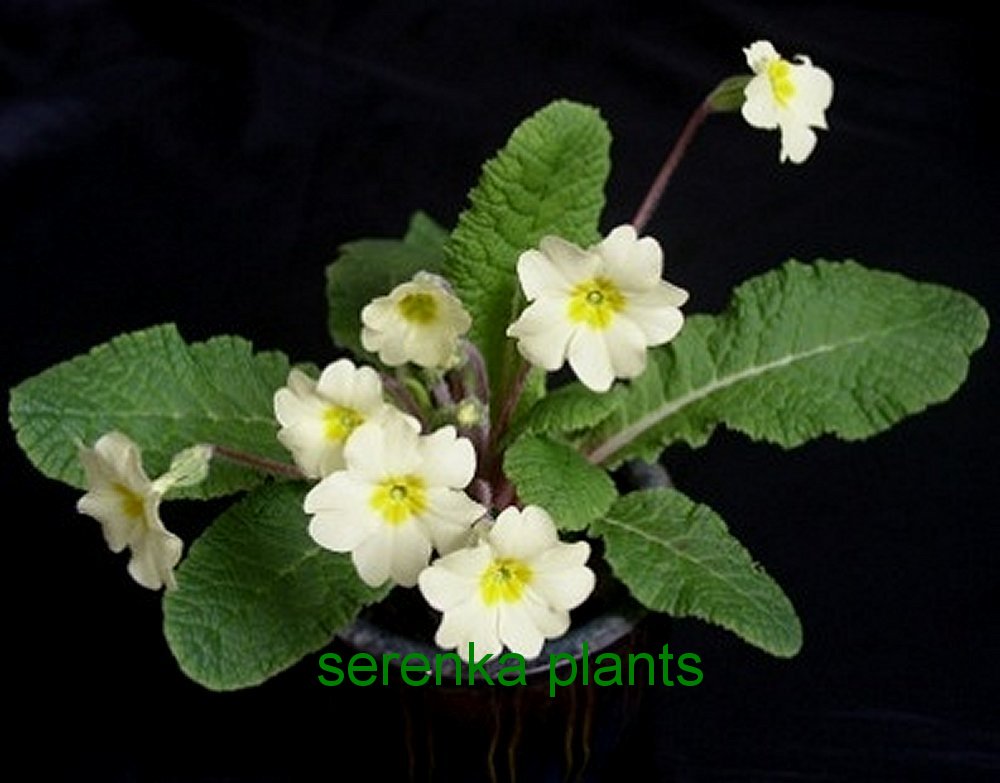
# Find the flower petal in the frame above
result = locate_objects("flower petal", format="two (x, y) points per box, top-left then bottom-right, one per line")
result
(779, 121), (818, 164)
(489, 506), (559, 560)
(744, 40), (779, 73)
(419, 545), (491, 610)
(506, 298), (575, 371)
(603, 315), (649, 380)
(521, 590), (571, 638)
(434, 599), (502, 661)
(529, 544), (595, 611)
(597, 226), (664, 292)
(566, 328), (614, 392)
(625, 290), (686, 345)
(518, 247), (575, 300)
(792, 60), (834, 125)
(498, 602), (546, 659)
(741, 76), (780, 129)
(387, 521), (433, 587)
(127, 527), (182, 591)
(422, 488), (484, 553)
(351, 530), (393, 587)
(419, 426), (476, 488)
(343, 413), (420, 479)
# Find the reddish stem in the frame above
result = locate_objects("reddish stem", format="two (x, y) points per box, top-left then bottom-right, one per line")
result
(631, 99), (712, 233)
(212, 444), (305, 479)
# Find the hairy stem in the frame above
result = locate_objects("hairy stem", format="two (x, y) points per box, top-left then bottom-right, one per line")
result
(380, 372), (427, 424)
(211, 444), (305, 479)
(631, 98), (712, 233)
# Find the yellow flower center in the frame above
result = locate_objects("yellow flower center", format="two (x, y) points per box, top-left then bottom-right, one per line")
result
(397, 292), (439, 324)
(767, 58), (796, 107)
(114, 483), (145, 519)
(567, 276), (626, 330)
(370, 475), (427, 524)
(479, 557), (533, 605)
(323, 405), (365, 443)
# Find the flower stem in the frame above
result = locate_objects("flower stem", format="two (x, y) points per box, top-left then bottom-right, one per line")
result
(211, 444), (305, 479)
(493, 476), (518, 511)
(631, 98), (713, 233)
(430, 377), (454, 409)
(463, 340), (491, 407)
(380, 372), (427, 424)
(492, 359), (531, 449)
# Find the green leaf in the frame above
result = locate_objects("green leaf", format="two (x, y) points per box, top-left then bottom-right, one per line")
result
(163, 482), (388, 690)
(403, 210), (450, 255)
(444, 100), (611, 424)
(326, 238), (444, 359)
(510, 381), (622, 442)
(9, 324), (292, 498)
(592, 489), (802, 657)
(587, 260), (990, 467)
(504, 435), (616, 531)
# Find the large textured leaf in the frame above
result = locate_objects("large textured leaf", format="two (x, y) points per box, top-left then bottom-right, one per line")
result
(326, 236), (444, 360)
(163, 482), (388, 690)
(587, 260), (989, 467)
(592, 489), (801, 657)
(444, 100), (611, 424)
(9, 324), (292, 498)
(504, 434), (617, 531)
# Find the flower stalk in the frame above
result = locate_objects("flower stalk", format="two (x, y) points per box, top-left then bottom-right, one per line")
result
(631, 98), (713, 233)
(211, 444), (305, 480)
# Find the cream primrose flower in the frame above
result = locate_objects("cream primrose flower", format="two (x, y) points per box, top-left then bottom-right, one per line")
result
(76, 432), (183, 591)
(274, 359), (392, 479)
(741, 40), (834, 164)
(361, 271), (472, 369)
(506, 224), (688, 393)
(418, 505), (595, 661)
(304, 412), (485, 588)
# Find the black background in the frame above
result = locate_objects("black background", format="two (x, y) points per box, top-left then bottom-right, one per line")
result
(4, 1), (997, 780)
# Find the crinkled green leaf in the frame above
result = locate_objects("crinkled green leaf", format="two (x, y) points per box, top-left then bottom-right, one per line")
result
(593, 489), (801, 657)
(504, 434), (616, 531)
(9, 324), (292, 499)
(326, 238), (444, 360)
(510, 381), (622, 443)
(444, 100), (611, 425)
(163, 482), (388, 690)
(587, 260), (989, 467)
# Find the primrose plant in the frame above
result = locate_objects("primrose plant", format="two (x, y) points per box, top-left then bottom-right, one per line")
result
(9, 42), (987, 689)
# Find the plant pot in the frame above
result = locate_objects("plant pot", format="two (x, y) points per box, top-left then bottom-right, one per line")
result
(331, 462), (671, 782)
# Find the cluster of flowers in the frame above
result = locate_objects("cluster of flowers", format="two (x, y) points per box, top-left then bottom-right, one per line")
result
(74, 41), (832, 660)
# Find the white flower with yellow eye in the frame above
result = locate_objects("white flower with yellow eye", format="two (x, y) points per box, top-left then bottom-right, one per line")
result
(274, 359), (392, 479)
(741, 40), (834, 164)
(361, 272), (472, 369)
(418, 505), (595, 661)
(506, 225), (688, 393)
(304, 412), (485, 588)
(76, 432), (182, 591)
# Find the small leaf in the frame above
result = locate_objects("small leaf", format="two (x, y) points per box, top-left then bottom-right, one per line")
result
(592, 489), (802, 657)
(325, 238), (443, 359)
(444, 100), (611, 425)
(9, 324), (292, 498)
(587, 260), (990, 467)
(504, 435), (616, 531)
(403, 211), (450, 255)
(510, 381), (622, 442)
(163, 482), (388, 690)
